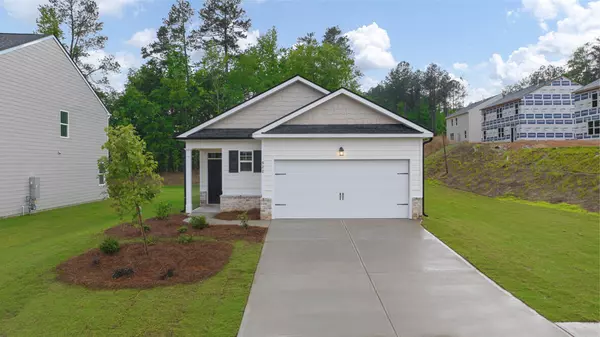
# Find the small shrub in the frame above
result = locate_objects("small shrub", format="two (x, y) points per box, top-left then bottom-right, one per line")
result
(160, 268), (175, 280)
(147, 236), (158, 246)
(142, 224), (151, 233)
(156, 201), (172, 220)
(177, 234), (193, 244)
(238, 211), (249, 229)
(112, 267), (134, 279)
(99, 237), (120, 255)
(189, 216), (208, 229)
(178, 226), (188, 233)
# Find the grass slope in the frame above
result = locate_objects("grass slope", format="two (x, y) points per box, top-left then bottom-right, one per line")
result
(426, 144), (600, 212)
(0, 186), (262, 336)
(423, 181), (599, 322)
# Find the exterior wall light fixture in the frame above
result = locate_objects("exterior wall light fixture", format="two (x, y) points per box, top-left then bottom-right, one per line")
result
(338, 147), (345, 157)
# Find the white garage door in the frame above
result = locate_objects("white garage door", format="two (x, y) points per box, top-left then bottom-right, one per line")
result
(273, 160), (409, 219)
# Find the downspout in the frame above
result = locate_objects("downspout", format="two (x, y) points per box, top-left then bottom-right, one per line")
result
(422, 137), (434, 217)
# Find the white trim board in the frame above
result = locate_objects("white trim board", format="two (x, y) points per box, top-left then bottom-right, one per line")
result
(178, 76), (330, 138)
(253, 88), (434, 138)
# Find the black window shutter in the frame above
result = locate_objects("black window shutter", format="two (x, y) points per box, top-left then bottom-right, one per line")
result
(253, 150), (262, 173)
(229, 150), (238, 173)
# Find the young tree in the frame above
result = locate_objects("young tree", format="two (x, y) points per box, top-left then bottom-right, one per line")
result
(35, 0), (120, 87)
(98, 125), (163, 255)
(193, 0), (251, 72)
(502, 65), (566, 94)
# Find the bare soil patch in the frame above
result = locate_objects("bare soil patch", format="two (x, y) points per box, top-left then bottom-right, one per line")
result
(214, 208), (260, 220)
(104, 214), (267, 243)
(56, 241), (232, 289)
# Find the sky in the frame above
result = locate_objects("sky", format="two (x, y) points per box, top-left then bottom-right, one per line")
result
(1, 0), (598, 104)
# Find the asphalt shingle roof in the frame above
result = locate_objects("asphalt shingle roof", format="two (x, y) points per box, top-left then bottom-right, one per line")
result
(0, 33), (47, 52)
(265, 124), (422, 134)
(446, 95), (501, 119)
(574, 79), (600, 94)
(481, 81), (552, 109)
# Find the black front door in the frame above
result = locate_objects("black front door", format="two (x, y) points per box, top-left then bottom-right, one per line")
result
(511, 127), (515, 142)
(208, 159), (222, 204)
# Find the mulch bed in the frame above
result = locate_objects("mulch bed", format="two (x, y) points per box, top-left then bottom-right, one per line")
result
(56, 241), (233, 289)
(104, 214), (267, 243)
(214, 208), (260, 220)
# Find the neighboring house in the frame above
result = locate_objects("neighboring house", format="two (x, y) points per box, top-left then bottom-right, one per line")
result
(445, 94), (501, 142)
(572, 79), (600, 139)
(0, 33), (109, 217)
(480, 76), (582, 142)
(177, 76), (433, 220)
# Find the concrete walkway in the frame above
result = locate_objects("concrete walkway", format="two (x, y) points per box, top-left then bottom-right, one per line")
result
(238, 219), (568, 337)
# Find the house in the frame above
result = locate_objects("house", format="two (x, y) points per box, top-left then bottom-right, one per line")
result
(0, 33), (109, 217)
(177, 76), (433, 220)
(480, 76), (582, 142)
(572, 79), (600, 139)
(445, 95), (501, 142)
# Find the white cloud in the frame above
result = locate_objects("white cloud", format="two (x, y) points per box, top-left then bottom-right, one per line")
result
(506, 10), (514, 16)
(345, 23), (396, 71)
(1, 0), (147, 21)
(126, 28), (156, 49)
(453, 62), (469, 71)
(84, 49), (141, 91)
(238, 29), (259, 51)
(360, 76), (380, 92)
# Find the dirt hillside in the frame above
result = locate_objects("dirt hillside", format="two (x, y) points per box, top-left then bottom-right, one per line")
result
(426, 142), (600, 212)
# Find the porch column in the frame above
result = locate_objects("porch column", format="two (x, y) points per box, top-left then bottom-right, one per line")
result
(185, 148), (192, 214)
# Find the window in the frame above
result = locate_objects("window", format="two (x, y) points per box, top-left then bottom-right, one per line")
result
(60, 111), (69, 138)
(208, 153), (222, 159)
(483, 130), (487, 140)
(98, 165), (106, 186)
(588, 121), (600, 135)
(464, 130), (467, 139)
(239, 151), (253, 171)
(455, 118), (458, 126)
(450, 133), (454, 141)
(593, 92), (598, 108)
(498, 128), (505, 138)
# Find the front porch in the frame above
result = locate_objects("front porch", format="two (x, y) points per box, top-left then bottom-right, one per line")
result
(190, 204), (270, 228)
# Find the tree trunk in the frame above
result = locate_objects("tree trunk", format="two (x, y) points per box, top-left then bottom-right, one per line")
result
(442, 133), (449, 175)
(137, 205), (149, 255)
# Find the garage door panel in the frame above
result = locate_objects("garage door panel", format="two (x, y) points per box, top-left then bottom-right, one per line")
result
(274, 160), (409, 219)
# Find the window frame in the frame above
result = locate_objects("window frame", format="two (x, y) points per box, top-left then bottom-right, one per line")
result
(60, 110), (69, 138)
(98, 166), (106, 186)
(588, 120), (600, 135)
(592, 92), (598, 108)
(239, 151), (253, 172)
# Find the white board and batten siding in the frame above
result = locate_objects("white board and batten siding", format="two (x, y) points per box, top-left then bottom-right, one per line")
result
(0, 38), (108, 217)
(261, 138), (423, 218)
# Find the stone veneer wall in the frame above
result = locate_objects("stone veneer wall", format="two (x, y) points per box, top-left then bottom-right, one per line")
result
(411, 197), (423, 219)
(199, 191), (208, 205)
(220, 195), (261, 212)
(260, 198), (272, 220)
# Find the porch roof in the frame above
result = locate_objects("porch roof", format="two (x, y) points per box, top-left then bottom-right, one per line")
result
(181, 128), (257, 139)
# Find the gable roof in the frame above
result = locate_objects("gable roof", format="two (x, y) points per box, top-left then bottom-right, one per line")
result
(446, 95), (501, 119)
(177, 75), (330, 138)
(574, 79), (600, 94)
(0, 33), (47, 53)
(482, 81), (552, 109)
(253, 88), (433, 138)
(0, 33), (111, 117)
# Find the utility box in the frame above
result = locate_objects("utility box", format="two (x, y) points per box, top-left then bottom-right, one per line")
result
(29, 177), (40, 200)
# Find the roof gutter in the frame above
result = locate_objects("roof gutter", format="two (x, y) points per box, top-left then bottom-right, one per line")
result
(422, 137), (434, 217)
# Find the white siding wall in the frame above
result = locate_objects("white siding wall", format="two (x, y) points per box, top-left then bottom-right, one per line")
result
(446, 113), (469, 142)
(207, 82), (325, 129)
(0, 38), (108, 217)
(286, 95), (397, 125)
(261, 138), (423, 202)
(186, 140), (261, 196)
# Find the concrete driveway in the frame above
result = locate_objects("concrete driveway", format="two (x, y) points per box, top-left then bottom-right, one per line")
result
(237, 219), (568, 337)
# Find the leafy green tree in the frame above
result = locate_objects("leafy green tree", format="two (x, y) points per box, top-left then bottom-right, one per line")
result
(35, 0), (120, 87)
(502, 65), (566, 94)
(193, 0), (251, 72)
(98, 125), (163, 255)
(567, 38), (600, 85)
(322, 26), (352, 56)
(35, 5), (63, 39)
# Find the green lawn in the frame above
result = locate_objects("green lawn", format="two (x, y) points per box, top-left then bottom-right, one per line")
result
(0, 186), (262, 336)
(423, 181), (600, 322)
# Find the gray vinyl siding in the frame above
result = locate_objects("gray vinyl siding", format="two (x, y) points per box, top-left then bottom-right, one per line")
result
(285, 95), (398, 125)
(207, 82), (325, 128)
(0, 38), (108, 217)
